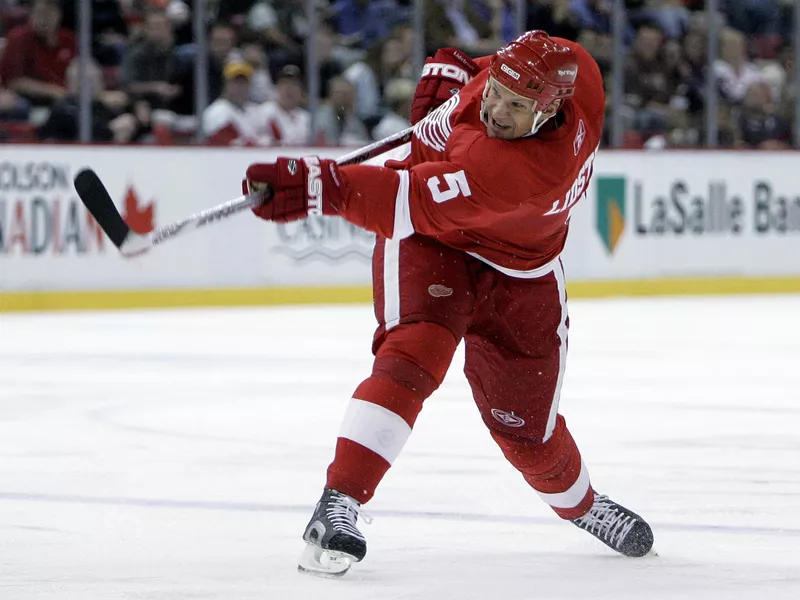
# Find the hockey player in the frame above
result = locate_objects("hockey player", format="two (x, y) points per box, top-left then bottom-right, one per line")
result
(244, 30), (654, 576)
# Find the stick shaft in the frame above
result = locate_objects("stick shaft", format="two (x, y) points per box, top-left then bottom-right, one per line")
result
(147, 126), (414, 247)
(334, 126), (413, 165)
(150, 192), (263, 246)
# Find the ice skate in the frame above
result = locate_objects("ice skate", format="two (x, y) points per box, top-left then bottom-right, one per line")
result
(297, 489), (370, 577)
(572, 493), (654, 557)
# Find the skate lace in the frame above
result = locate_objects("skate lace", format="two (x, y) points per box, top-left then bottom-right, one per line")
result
(326, 493), (373, 540)
(574, 494), (636, 548)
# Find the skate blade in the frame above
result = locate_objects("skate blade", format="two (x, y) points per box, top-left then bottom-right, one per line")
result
(297, 543), (355, 578)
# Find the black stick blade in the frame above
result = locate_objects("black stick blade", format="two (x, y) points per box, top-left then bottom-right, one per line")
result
(74, 168), (130, 248)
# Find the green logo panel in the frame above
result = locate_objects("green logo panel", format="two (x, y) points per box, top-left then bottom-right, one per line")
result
(596, 176), (626, 254)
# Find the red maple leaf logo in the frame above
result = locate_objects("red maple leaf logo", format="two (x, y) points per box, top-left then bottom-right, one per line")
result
(121, 185), (155, 234)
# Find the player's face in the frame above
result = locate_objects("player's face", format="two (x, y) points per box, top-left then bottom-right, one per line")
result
(483, 79), (537, 139)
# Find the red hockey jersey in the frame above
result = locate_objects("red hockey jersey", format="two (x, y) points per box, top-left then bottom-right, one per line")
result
(338, 38), (605, 274)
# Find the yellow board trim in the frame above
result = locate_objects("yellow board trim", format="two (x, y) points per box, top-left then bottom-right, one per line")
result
(2, 277), (800, 312)
(0, 286), (374, 312)
(567, 276), (800, 298)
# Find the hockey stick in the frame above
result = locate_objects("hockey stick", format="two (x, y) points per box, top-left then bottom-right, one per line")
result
(73, 125), (414, 258)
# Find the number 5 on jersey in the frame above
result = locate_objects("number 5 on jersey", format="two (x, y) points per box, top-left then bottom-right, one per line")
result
(427, 170), (472, 204)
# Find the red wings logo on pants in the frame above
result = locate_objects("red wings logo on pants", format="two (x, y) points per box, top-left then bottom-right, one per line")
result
(427, 284), (453, 297)
(491, 409), (526, 427)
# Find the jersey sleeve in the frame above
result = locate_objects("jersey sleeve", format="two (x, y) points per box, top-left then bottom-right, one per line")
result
(473, 55), (493, 71)
(338, 143), (527, 240)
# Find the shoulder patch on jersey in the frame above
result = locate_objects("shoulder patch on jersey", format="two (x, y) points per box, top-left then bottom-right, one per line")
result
(414, 94), (460, 152)
(574, 119), (586, 156)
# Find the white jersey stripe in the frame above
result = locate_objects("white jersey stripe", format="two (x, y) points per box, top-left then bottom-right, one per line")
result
(466, 252), (561, 280)
(393, 170), (414, 239)
(383, 237), (401, 330)
(543, 258), (569, 442)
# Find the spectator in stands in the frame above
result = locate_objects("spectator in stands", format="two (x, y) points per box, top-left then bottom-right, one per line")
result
(246, 1), (315, 68)
(0, 1), (29, 37)
(371, 77), (414, 140)
(259, 64), (311, 146)
(721, 0), (781, 58)
(714, 27), (764, 105)
(571, 0), (636, 42)
(625, 24), (674, 135)
(777, 46), (796, 128)
(393, 23), (415, 66)
(329, 0), (411, 50)
(0, 0), (76, 106)
(424, 0), (506, 56)
(658, 37), (697, 145)
(240, 38), (275, 103)
(39, 58), (151, 143)
(202, 60), (272, 146)
(681, 29), (706, 112)
(630, 0), (690, 40)
(171, 21), (237, 115)
(313, 75), (370, 146)
(118, 9), (180, 109)
(0, 84), (30, 121)
(494, 0), (520, 43)
(214, 0), (258, 25)
(735, 80), (790, 149)
(163, 0), (193, 46)
(60, 0), (129, 66)
(571, 0), (612, 34)
(577, 28), (612, 78)
(314, 21), (348, 100)
(344, 30), (413, 126)
(526, 0), (581, 41)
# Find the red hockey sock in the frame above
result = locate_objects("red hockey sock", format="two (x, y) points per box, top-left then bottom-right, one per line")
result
(326, 437), (392, 504)
(326, 322), (457, 504)
(491, 415), (594, 520)
(326, 374), (425, 503)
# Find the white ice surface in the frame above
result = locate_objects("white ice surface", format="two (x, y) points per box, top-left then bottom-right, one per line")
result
(1, 296), (799, 599)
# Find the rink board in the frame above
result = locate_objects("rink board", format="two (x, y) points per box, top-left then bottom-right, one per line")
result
(1, 146), (799, 310)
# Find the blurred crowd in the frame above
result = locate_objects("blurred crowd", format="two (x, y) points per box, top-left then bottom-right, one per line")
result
(0, 0), (796, 149)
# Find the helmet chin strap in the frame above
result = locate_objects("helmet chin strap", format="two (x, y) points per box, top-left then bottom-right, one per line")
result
(529, 100), (546, 136)
(480, 80), (491, 128)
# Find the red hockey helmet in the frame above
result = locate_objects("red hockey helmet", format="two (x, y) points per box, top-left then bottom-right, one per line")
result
(488, 30), (578, 113)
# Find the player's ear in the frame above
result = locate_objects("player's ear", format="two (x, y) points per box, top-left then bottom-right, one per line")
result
(545, 99), (563, 116)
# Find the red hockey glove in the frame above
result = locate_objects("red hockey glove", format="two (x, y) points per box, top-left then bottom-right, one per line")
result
(245, 156), (346, 223)
(409, 48), (480, 124)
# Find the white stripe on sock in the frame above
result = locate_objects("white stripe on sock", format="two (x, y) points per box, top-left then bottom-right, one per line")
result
(536, 460), (590, 509)
(338, 398), (412, 464)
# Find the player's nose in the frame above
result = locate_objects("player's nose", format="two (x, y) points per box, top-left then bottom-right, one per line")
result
(490, 103), (511, 120)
